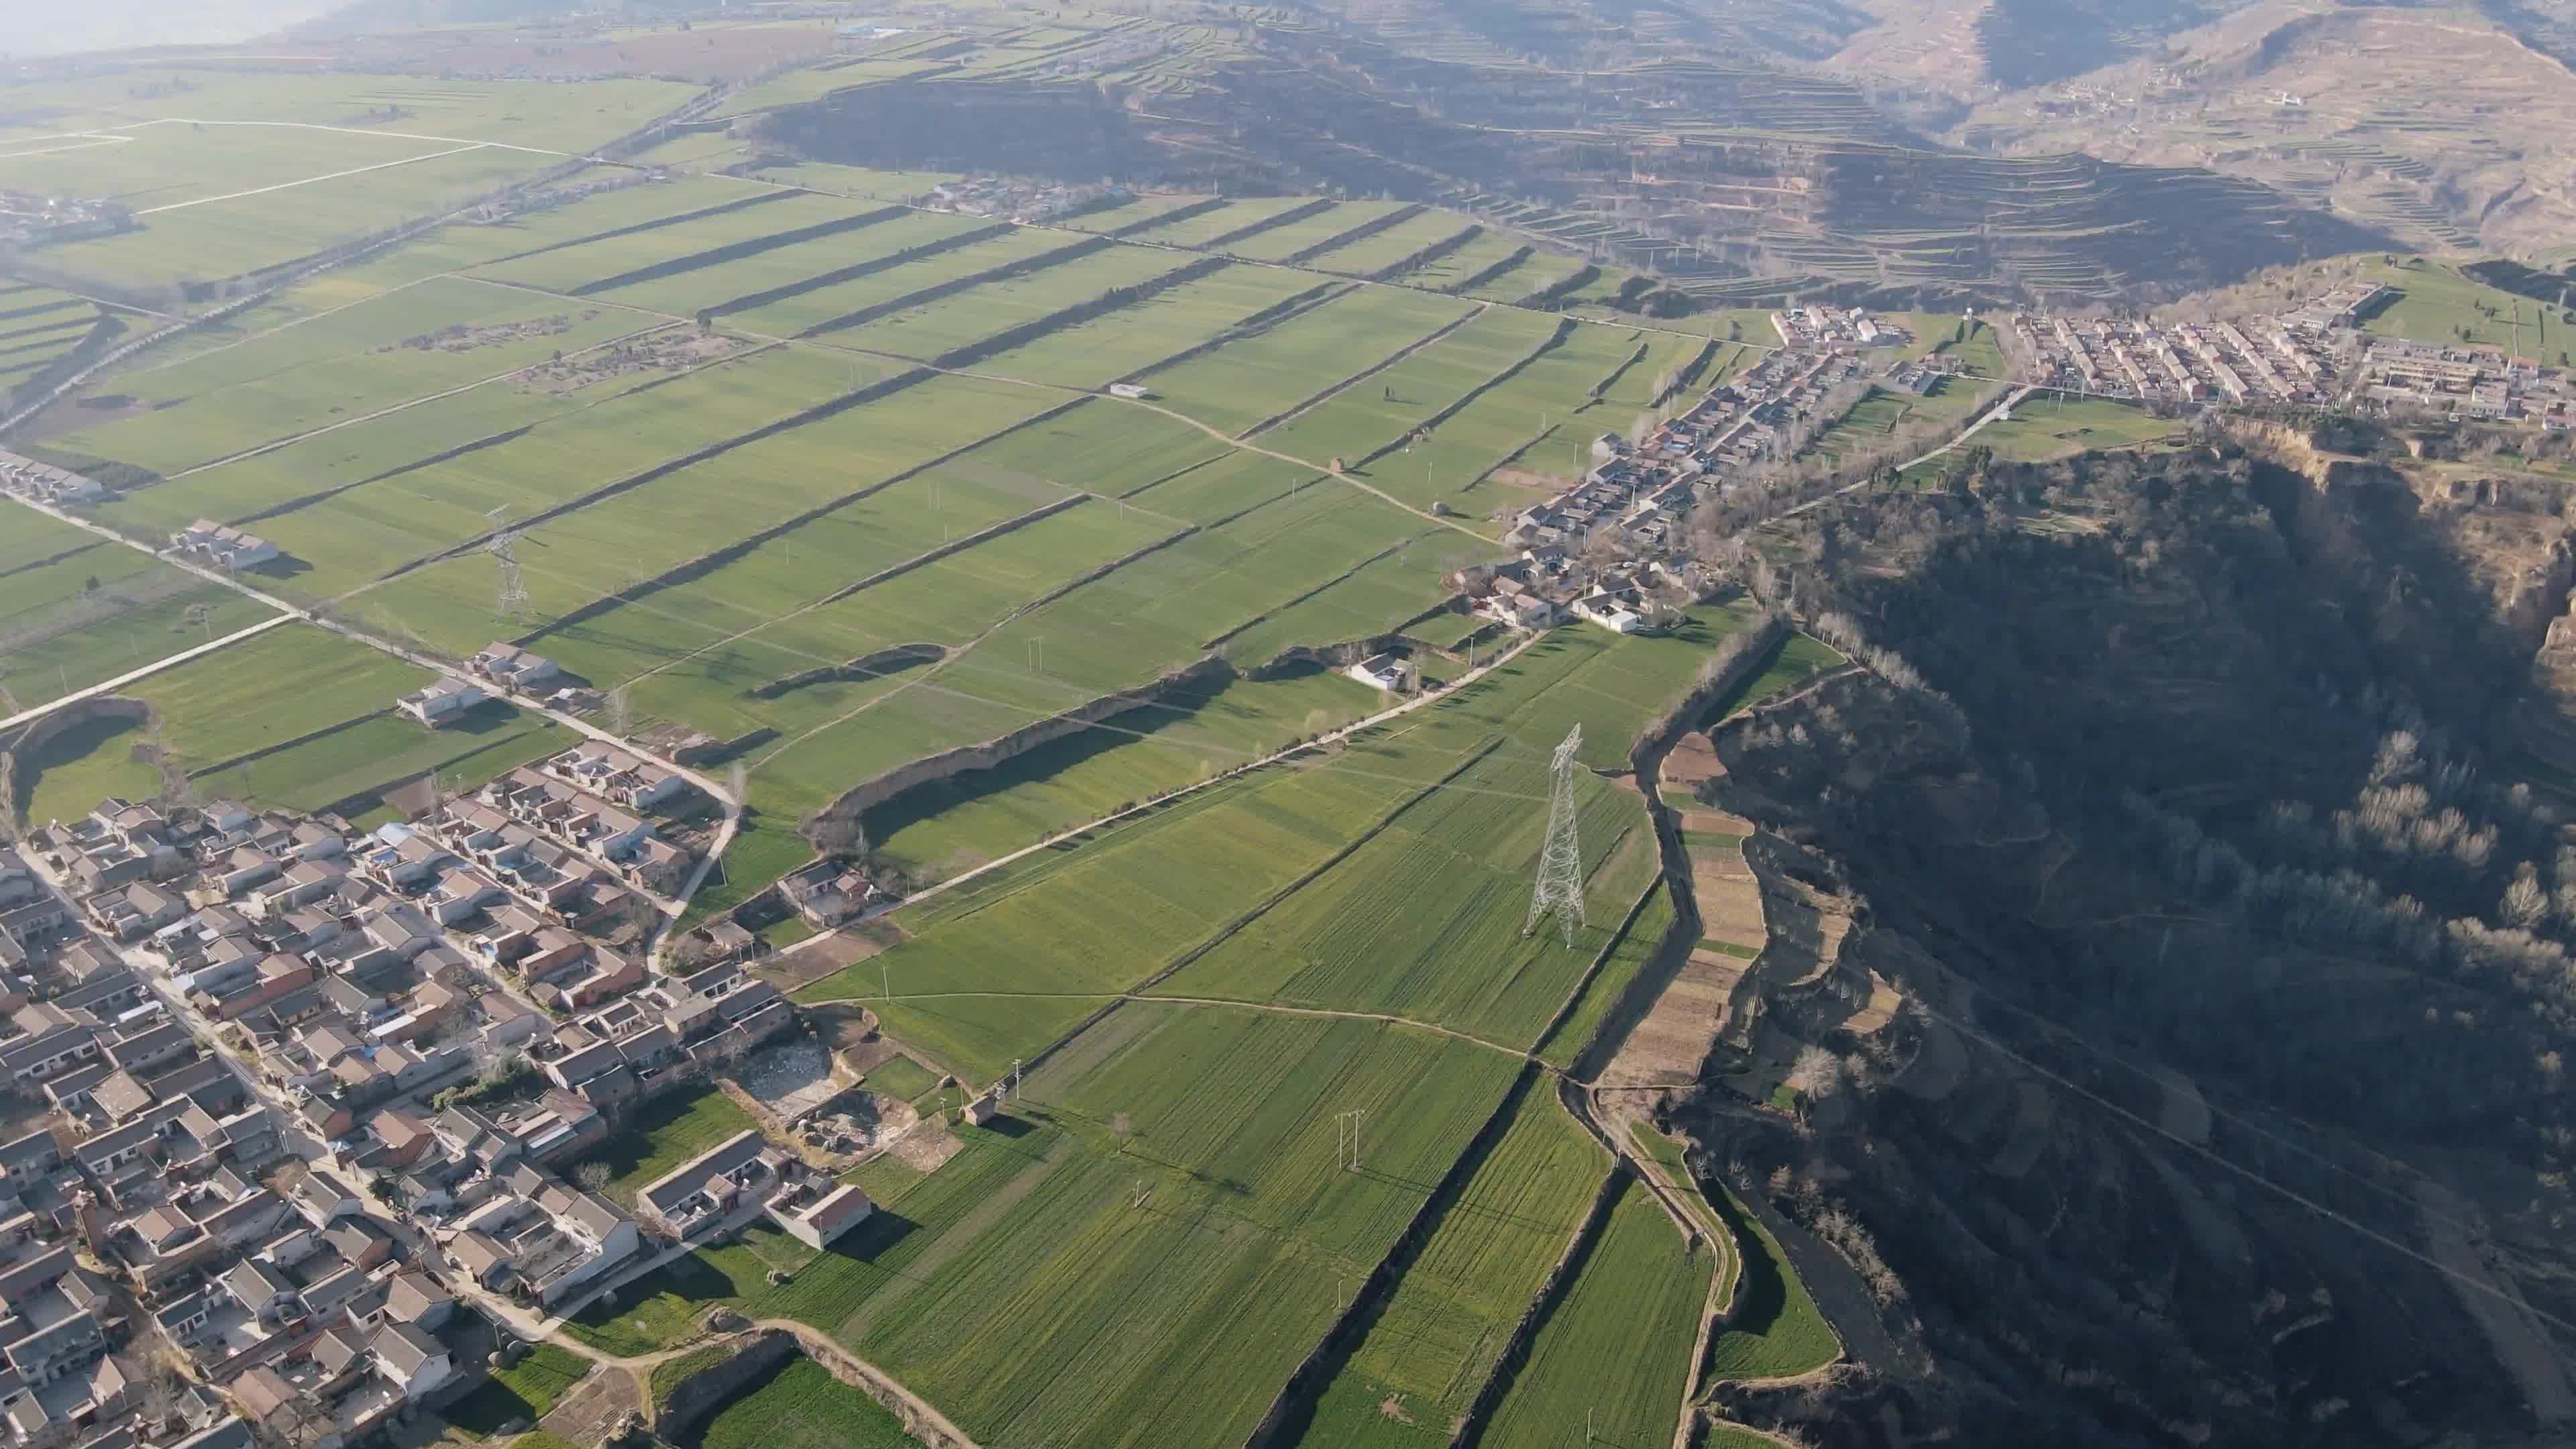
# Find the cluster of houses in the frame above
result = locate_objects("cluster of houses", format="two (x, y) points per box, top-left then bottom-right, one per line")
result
(166, 523), (280, 573)
(633, 1128), (873, 1249)
(925, 178), (1120, 224)
(0, 850), (481, 1449)
(0, 766), (841, 1448)
(2006, 309), (2337, 407)
(2353, 337), (2576, 428)
(1768, 305), (1910, 352)
(0, 191), (132, 249)
(0, 449), (103, 506)
(1443, 343), (1902, 634)
(400, 643), (592, 730)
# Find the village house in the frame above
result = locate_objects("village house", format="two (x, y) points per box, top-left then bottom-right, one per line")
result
(168, 521), (280, 570)
(467, 643), (563, 692)
(394, 679), (487, 729)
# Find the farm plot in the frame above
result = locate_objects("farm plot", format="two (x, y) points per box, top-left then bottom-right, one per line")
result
(1385, 229), (1528, 292)
(729, 478), (1424, 828)
(683, 1358), (920, 1449)
(822, 244), (1205, 362)
(0, 120), (458, 213)
(596, 209), (995, 320)
(1976, 396), (2184, 464)
(1301, 213), (1481, 278)
(1335, 319), (1658, 521)
(1254, 308), (1565, 482)
(718, 227), (1079, 337)
(0, 71), (695, 149)
(574, 472), (1176, 743)
(797, 761), (1402, 1075)
(0, 568), (274, 720)
(5, 623), (550, 824)
(1220, 201), (1412, 262)
(1700, 1173), (1841, 1383)
(862, 663), (1381, 881)
(1124, 195), (1324, 248)
(920, 398), (1229, 500)
(472, 191), (876, 296)
(1290, 1083), (1610, 1448)
(1466, 251), (1588, 305)
(101, 182), (780, 356)
(1211, 526), (1491, 665)
(1055, 192), (1216, 234)
(240, 342), (865, 601)
(1477, 1177), (1711, 1449)
(969, 264), (1327, 389)
(54, 280), (654, 477)
(38, 144), (563, 289)
(1537, 885), (1678, 1069)
(837, 1006), (1519, 1449)
(0, 286), (107, 394)
(1144, 741), (1656, 1046)
(445, 1344), (594, 1438)
(1140, 288), (1479, 438)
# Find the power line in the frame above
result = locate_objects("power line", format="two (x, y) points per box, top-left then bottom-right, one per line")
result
(1913, 998), (2576, 1341)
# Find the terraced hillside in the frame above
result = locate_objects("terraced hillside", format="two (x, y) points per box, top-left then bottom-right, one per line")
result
(751, 36), (2392, 304)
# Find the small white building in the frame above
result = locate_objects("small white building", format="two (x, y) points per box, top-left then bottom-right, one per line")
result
(170, 519), (280, 570)
(1344, 653), (1417, 694)
(1107, 382), (1152, 400)
(769, 1182), (875, 1250)
(1574, 592), (1648, 635)
(396, 679), (488, 728)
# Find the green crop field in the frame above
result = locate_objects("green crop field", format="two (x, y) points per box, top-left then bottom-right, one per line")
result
(686, 1358), (922, 1449)
(2351, 257), (2567, 354)
(0, 286), (109, 396)
(1291, 1080), (1609, 1446)
(1140, 287), (1473, 437)
(1701, 1175), (1841, 1382)
(444, 1344), (593, 1438)
(1477, 1176), (1711, 1449)
(0, 511), (276, 716)
(1126, 195), (1325, 248)
(572, 1083), (759, 1207)
(1978, 395), (2186, 464)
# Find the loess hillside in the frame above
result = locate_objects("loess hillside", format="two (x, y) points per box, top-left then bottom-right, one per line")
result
(1677, 433), (2576, 1446)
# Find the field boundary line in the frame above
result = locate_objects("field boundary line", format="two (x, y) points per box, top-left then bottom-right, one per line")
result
(0, 613), (291, 734)
(166, 319), (680, 481)
(936, 736), (1509, 1093)
(117, 273), (450, 379)
(133, 142), (492, 216)
(1234, 301), (1486, 441)
(121, 115), (574, 159)
(788, 632), (1544, 951)
(569, 490), (1091, 695)
(1342, 316), (1578, 496)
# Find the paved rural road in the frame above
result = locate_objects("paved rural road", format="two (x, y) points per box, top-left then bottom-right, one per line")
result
(0, 612), (293, 732)
(773, 628), (1546, 961)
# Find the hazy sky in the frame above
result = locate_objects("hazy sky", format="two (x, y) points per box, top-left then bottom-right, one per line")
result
(1, 0), (344, 60)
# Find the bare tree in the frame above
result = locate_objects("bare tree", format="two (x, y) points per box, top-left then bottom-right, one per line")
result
(575, 1161), (611, 1192)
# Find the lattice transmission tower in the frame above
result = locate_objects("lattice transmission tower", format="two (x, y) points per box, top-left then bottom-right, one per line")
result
(1523, 724), (1585, 947)
(486, 506), (530, 619)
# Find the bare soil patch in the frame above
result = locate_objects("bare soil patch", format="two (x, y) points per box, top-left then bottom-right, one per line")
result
(519, 329), (740, 395)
